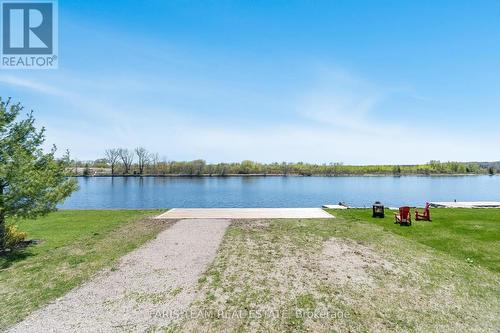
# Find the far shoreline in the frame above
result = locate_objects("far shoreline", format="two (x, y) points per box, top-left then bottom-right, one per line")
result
(72, 173), (498, 178)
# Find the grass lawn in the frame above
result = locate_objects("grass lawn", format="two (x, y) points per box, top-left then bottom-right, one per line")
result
(0, 210), (167, 331)
(173, 209), (500, 332)
(1, 208), (499, 332)
(332, 208), (500, 273)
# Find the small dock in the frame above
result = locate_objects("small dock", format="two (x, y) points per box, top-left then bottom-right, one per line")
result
(429, 201), (500, 208)
(322, 204), (348, 209)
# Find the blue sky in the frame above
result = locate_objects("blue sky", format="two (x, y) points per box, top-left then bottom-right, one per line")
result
(1, 0), (500, 164)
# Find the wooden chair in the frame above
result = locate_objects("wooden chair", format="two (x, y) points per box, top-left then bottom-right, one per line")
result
(395, 206), (412, 225)
(415, 202), (431, 221)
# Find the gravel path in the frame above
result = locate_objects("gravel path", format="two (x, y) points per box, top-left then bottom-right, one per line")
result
(9, 219), (230, 333)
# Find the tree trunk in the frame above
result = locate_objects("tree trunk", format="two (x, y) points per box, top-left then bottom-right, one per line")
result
(0, 186), (5, 252)
(0, 210), (5, 252)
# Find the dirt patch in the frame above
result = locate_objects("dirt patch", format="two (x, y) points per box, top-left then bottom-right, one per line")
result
(177, 218), (500, 333)
(231, 218), (271, 231)
(320, 237), (397, 286)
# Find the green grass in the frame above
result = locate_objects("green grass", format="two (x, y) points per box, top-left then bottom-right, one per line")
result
(0, 210), (167, 330)
(2, 208), (500, 332)
(329, 208), (500, 273)
(177, 210), (500, 332)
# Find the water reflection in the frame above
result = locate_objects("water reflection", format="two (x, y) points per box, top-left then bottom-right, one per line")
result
(60, 176), (500, 209)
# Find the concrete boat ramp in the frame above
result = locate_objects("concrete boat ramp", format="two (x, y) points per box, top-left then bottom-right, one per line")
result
(429, 201), (500, 208)
(156, 208), (334, 219)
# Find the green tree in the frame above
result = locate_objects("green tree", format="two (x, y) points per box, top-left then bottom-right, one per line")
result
(190, 159), (206, 176)
(83, 163), (91, 176)
(393, 165), (402, 175)
(240, 160), (255, 174)
(0, 98), (78, 251)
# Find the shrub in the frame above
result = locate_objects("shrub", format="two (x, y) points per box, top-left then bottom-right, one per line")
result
(6, 225), (28, 249)
(83, 163), (91, 176)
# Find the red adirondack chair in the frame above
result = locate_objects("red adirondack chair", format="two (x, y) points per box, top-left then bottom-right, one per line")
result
(415, 202), (431, 221)
(395, 206), (412, 225)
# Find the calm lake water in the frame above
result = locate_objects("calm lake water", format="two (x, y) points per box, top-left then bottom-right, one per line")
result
(60, 176), (500, 209)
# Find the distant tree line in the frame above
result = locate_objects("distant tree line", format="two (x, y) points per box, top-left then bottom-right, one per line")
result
(67, 149), (500, 176)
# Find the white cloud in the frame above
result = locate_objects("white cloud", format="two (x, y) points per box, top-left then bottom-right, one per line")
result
(0, 74), (68, 97)
(296, 66), (405, 136)
(44, 114), (500, 165)
(4, 67), (500, 164)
